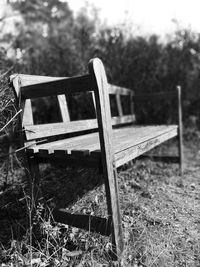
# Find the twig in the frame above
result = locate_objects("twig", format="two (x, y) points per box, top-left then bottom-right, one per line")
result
(0, 139), (47, 159)
(0, 99), (13, 113)
(0, 109), (22, 133)
(0, 66), (14, 79)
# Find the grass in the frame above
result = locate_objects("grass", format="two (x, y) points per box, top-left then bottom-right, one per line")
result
(1, 137), (200, 266)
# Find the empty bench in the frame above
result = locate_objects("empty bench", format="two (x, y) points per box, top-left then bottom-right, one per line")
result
(11, 58), (183, 259)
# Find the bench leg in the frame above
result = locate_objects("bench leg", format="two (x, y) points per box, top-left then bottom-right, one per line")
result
(178, 129), (183, 176)
(177, 86), (184, 176)
(103, 164), (124, 260)
(27, 156), (41, 211)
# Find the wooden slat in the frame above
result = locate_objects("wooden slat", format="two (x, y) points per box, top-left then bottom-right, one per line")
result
(25, 115), (136, 141)
(89, 58), (124, 258)
(108, 84), (131, 95)
(20, 75), (92, 99)
(23, 99), (34, 126)
(25, 119), (98, 140)
(53, 209), (111, 236)
(92, 91), (96, 111)
(115, 127), (178, 167)
(130, 91), (134, 119)
(116, 94), (123, 116)
(57, 95), (70, 122)
(112, 115), (135, 125)
(14, 74), (68, 86)
(27, 125), (178, 155)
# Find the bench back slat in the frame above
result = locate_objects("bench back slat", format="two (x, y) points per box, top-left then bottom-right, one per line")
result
(25, 115), (136, 141)
(57, 94), (70, 122)
(20, 75), (92, 99)
(11, 68), (135, 143)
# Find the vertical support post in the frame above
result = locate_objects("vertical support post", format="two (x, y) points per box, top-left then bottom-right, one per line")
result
(130, 91), (135, 122)
(57, 95), (70, 122)
(11, 75), (41, 211)
(27, 155), (41, 212)
(177, 86), (183, 176)
(116, 94), (123, 116)
(89, 58), (123, 259)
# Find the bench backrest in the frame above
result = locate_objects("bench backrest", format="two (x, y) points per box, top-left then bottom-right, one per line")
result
(11, 59), (135, 143)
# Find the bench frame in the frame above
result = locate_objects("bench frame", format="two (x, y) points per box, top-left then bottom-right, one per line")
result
(11, 58), (183, 259)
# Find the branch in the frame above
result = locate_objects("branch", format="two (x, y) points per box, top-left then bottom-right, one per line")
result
(0, 109), (22, 133)
(0, 139), (47, 160)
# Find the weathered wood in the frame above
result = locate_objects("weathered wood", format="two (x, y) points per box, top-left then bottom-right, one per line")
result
(53, 209), (111, 236)
(177, 86), (183, 175)
(57, 95), (70, 122)
(115, 127), (178, 167)
(21, 75), (92, 99)
(25, 115), (136, 141)
(116, 94), (123, 116)
(22, 99), (34, 126)
(112, 115), (135, 125)
(26, 125), (178, 157)
(89, 58), (123, 258)
(109, 84), (132, 95)
(25, 119), (98, 140)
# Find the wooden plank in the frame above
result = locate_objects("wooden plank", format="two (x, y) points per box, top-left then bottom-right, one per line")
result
(25, 119), (98, 140)
(134, 91), (176, 102)
(115, 127), (178, 167)
(108, 84), (131, 95)
(53, 209), (111, 236)
(92, 92), (96, 111)
(112, 115), (135, 125)
(177, 86), (183, 175)
(12, 74), (68, 87)
(89, 58), (124, 259)
(21, 75), (92, 99)
(23, 99), (34, 126)
(26, 125), (178, 155)
(130, 91), (135, 121)
(57, 95), (70, 122)
(25, 115), (136, 141)
(116, 94), (123, 116)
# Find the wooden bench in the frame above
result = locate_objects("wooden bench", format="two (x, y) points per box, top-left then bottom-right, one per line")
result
(10, 58), (183, 259)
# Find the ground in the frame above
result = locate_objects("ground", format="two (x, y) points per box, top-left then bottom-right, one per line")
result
(0, 134), (200, 266)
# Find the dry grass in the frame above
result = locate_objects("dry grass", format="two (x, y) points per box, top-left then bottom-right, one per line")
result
(1, 138), (200, 266)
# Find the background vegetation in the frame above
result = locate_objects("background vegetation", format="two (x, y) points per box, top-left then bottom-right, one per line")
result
(1, 0), (200, 125)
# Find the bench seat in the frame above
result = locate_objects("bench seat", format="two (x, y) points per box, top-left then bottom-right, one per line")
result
(27, 125), (178, 168)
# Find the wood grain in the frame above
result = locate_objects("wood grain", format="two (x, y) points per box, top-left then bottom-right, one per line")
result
(21, 75), (92, 99)
(177, 86), (183, 175)
(27, 125), (178, 156)
(108, 84), (132, 95)
(89, 58), (124, 258)
(57, 94), (70, 122)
